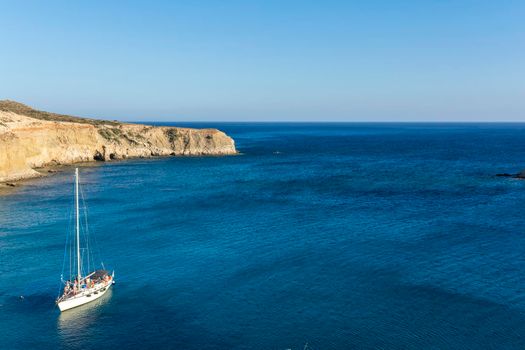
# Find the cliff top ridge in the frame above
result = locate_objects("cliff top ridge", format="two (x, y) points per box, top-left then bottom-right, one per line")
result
(0, 100), (120, 126)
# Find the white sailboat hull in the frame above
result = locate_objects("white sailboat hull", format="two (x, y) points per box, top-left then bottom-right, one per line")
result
(58, 281), (113, 312)
(57, 169), (115, 313)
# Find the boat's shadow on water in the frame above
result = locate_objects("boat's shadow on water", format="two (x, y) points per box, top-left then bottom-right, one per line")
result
(57, 289), (113, 337)
(5, 292), (55, 313)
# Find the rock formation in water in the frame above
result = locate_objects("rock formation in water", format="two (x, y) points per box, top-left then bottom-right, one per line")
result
(496, 170), (525, 179)
(0, 100), (236, 182)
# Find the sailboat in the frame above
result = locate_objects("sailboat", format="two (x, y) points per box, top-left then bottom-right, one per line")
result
(56, 168), (115, 312)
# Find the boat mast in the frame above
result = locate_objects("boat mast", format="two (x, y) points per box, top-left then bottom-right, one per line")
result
(75, 168), (81, 283)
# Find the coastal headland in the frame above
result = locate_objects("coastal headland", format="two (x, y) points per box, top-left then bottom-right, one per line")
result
(0, 100), (236, 183)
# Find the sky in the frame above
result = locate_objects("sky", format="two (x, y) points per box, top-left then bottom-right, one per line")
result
(0, 0), (524, 122)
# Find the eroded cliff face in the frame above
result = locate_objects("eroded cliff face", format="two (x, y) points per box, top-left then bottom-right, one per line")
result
(0, 101), (236, 182)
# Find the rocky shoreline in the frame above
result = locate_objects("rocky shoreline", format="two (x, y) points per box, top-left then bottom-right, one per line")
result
(0, 100), (237, 183)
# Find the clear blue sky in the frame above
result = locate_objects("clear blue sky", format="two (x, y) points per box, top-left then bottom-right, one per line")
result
(0, 1), (523, 121)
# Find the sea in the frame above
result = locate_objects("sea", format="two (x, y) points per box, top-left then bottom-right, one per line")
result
(2, 123), (525, 349)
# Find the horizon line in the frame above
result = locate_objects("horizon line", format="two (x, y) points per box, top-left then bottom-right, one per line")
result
(128, 120), (525, 124)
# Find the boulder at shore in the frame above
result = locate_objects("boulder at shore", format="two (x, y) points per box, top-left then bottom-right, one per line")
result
(0, 100), (237, 182)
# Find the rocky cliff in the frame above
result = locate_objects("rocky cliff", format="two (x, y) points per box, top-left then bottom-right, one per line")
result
(0, 100), (236, 182)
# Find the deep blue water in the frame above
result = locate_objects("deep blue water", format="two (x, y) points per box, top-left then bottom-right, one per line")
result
(2, 123), (525, 349)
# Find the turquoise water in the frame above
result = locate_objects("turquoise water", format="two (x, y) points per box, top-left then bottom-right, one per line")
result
(2, 123), (525, 349)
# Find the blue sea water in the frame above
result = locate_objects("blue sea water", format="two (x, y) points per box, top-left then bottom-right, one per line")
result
(2, 123), (525, 349)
